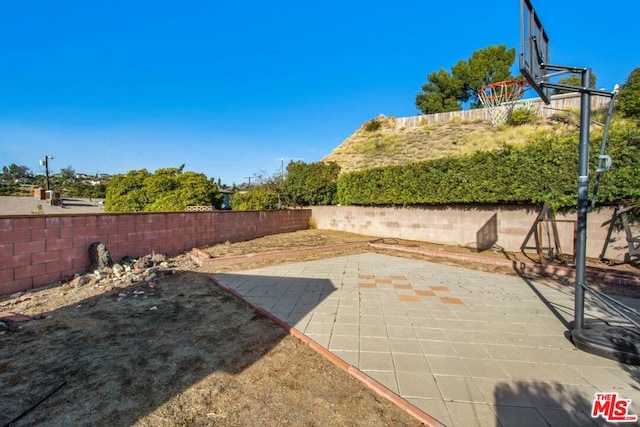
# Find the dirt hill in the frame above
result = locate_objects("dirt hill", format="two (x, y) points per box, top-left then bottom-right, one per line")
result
(322, 115), (572, 174)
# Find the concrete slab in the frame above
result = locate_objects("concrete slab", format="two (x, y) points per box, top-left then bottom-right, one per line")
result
(213, 252), (640, 426)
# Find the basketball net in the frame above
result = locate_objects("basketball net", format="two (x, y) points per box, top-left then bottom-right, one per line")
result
(478, 80), (528, 127)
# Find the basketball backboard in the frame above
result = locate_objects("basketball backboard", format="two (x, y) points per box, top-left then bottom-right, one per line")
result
(520, 0), (550, 104)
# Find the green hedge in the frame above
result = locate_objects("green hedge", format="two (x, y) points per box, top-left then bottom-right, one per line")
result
(337, 124), (640, 210)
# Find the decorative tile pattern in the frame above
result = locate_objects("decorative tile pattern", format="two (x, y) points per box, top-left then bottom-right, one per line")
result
(358, 276), (464, 305)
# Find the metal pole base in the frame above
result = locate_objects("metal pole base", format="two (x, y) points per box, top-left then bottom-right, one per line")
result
(572, 319), (640, 365)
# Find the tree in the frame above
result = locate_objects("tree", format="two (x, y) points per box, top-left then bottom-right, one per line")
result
(452, 45), (516, 107)
(282, 161), (340, 206)
(105, 166), (221, 212)
(416, 45), (516, 114)
(415, 69), (462, 114)
(230, 186), (280, 210)
(59, 166), (76, 181)
(551, 73), (597, 95)
(617, 67), (640, 120)
(1, 163), (32, 180)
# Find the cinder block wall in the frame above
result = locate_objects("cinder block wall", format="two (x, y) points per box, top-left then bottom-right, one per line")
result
(311, 205), (628, 261)
(0, 209), (311, 295)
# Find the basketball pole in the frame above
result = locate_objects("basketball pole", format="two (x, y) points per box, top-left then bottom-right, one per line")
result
(574, 68), (592, 331)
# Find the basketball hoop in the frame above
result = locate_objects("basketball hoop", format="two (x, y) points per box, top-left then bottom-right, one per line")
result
(478, 79), (528, 127)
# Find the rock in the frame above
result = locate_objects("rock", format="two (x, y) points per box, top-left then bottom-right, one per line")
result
(133, 256), (152, 270)
(112, 263), (124, 276)
(152, 253), (167, 263)
(88, 242), (112, 272)
(71, 275), (92, 287)
(144, 267), (158, 276)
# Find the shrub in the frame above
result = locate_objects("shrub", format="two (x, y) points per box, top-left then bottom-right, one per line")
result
(509, 102), (538, 126)
(230, 187), (280, 210)
(336, 122), (640, 209)
(364, 119), (382, 132)
(105, 167), (221, 212)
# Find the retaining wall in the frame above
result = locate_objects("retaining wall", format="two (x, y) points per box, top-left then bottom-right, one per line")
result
(311, 205), (631, 262)
(0, 209), (311, 295)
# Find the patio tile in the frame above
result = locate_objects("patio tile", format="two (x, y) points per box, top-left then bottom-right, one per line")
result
(493, 405), (551, 427)
(452, 342), (489, 359)
(331, 350), (358, 367)
(427, 356), (468, 377)
(420, 340), (458, 357)
(445, 401), (497, 427)
(331, 323), (359, 337)
(359, 351), (394, 371)
(363, 370), (399, 394)
(329, 334), (359, 351)
(392, 353), (431, 373)
(499, 360), (556, 382)
(537, 408), (599, 427)
(406, 398), (451, 427)
(386, 325), (418, 339)
(460, 357), (510, 380)
(397, 372), (441, 398)
(389, 338), (423, 354)
(360, 324), (387, 337)
(359, 336), (391, 352)
(436, 376), (485, 403)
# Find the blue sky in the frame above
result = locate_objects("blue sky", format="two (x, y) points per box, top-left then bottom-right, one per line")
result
(1, 0), (637, 186)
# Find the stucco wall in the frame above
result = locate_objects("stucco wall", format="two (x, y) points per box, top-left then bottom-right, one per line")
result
(0, 209), (311, 295)
(311, 205), (629, 261)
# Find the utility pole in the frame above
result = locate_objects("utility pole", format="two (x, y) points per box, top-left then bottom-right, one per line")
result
(41, 155), (54, 190)
(280, 158), (284, 182)
(244, 176), (251, 187)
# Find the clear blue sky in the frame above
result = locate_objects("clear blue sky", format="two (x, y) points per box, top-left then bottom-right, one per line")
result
(1, 0), (637, 186)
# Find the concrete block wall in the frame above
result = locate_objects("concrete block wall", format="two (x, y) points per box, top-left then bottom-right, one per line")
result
(311, 205), (628, 261)
(0, 209), (311, 295)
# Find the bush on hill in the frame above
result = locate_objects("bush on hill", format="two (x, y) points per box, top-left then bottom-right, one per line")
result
(337, 122), (640, 210)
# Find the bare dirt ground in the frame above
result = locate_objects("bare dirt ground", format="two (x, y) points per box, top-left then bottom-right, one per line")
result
(2, 229), (639, 426)
(0, 231), (425, 427)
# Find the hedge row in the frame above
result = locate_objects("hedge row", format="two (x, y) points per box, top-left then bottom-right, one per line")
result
(336, 125), (640, 210)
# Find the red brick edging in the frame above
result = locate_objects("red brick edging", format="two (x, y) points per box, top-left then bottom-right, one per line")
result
(369, 242), (640, 288)
(197, 240), (640, 288)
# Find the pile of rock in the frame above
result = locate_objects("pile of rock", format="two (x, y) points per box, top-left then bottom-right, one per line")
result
(70, 243), (180, 289)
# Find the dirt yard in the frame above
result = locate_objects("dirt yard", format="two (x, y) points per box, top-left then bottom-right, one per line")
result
(0, 231), (427, 427)
(1, 229), (638, 426)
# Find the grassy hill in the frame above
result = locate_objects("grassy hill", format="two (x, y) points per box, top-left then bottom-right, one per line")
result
(322, 115), (577, 174)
